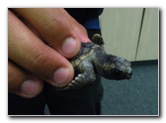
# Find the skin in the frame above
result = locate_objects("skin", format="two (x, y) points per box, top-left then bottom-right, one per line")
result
(8, 8), (90, 98)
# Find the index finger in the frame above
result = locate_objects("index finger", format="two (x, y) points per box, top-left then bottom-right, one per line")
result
(12, 8), (90, 58)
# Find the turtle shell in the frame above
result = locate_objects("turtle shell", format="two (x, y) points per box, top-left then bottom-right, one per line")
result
(70, 42), (100, 68)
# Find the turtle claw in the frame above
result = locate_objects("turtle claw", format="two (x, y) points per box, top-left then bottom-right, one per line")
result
(75, 77), (80, 81)
(73, 74), (85, 84)
(77, 74), (85, 80)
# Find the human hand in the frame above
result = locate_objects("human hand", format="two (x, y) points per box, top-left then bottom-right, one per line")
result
(8, 8), (90, 98)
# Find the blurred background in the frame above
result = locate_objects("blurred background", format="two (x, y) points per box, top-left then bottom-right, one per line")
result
(99, 8), (158, 115)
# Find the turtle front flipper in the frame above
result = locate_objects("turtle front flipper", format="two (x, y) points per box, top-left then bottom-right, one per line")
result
(63, 61), (96, 90)
(92, 34), (104, 46)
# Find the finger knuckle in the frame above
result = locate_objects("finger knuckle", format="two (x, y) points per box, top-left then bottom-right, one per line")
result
(28, 49), (47, 74)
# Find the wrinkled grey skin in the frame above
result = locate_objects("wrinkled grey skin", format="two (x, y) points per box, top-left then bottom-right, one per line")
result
(61, 34), (133, 90)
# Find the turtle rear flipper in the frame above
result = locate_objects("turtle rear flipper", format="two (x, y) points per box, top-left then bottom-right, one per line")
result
(92, 34), (104, 46)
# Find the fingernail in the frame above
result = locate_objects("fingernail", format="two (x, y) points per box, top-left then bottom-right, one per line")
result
(53, 67), (70, 86)
(62, 37), (77, 55)
(21, 80), (38, 96)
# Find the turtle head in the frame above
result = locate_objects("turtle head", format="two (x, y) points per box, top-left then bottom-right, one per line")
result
(102, 55), (133, 80)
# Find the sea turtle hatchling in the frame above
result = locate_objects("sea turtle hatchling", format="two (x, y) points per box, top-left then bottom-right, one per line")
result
(61, 34), (133, 90)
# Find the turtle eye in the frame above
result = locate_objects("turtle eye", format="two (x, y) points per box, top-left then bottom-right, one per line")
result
(114, 69), (124, 76)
